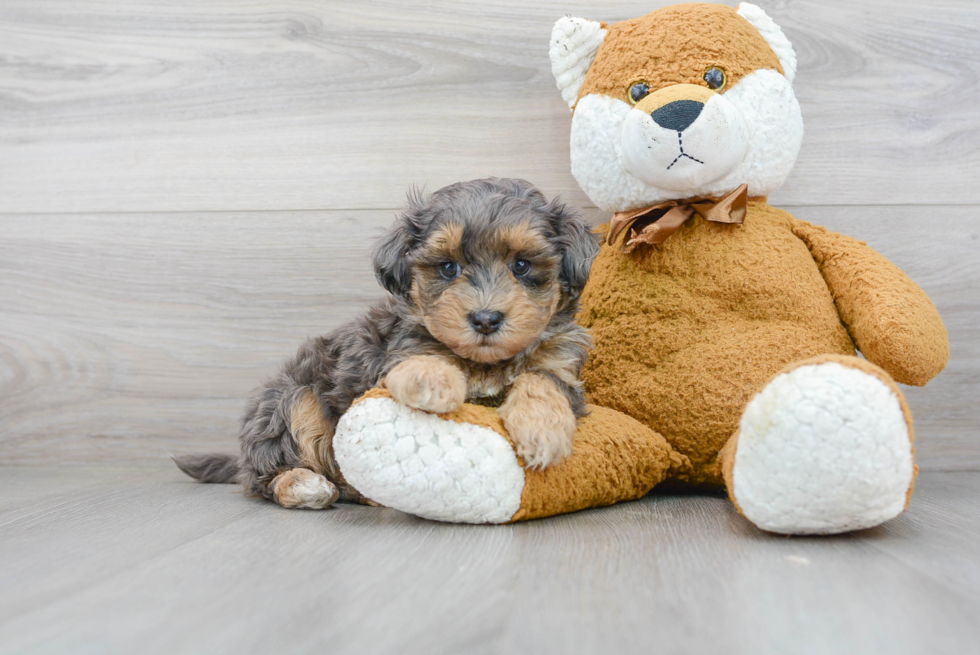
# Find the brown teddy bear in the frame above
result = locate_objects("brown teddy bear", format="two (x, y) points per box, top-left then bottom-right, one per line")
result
(332, 2), (948, 534)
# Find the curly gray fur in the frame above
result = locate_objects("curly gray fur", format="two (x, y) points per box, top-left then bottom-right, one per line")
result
(174, 177), (600, 504)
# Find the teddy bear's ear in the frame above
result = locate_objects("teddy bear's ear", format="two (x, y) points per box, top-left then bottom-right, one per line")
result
(737, 3), (797, 83)
(550, 16), (607, 111)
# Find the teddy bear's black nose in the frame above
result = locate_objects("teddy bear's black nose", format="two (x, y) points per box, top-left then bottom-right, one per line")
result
(470, 310), (504, 335)
(651, 100), (704, 132)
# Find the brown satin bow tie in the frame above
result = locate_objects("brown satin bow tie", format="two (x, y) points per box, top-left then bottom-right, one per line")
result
(606, 183), (749, 253)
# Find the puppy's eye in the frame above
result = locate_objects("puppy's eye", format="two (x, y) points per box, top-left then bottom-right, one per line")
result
(703, 66), (727, 91)
(511, 259), (531, 277)
(628, 82), (650, 105)
(438, 261), (460, 280)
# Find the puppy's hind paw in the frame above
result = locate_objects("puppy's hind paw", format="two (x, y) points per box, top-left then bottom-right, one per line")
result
(272, 468), (339, 509)
(383, 355), (467, 414)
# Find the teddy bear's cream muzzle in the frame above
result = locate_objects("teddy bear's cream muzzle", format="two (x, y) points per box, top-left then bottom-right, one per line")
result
(620, 83), (749, 193)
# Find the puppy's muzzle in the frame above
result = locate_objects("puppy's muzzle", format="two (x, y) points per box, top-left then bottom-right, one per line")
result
(469, 310), (504, 335)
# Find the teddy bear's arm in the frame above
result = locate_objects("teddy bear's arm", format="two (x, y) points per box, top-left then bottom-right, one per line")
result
(791, 219), (949, 386)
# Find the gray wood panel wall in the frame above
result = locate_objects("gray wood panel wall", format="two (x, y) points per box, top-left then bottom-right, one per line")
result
(1, 0), (977, 469)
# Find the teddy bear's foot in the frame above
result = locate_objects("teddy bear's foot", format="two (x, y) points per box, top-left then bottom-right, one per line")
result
(726, 355), (916, 535)
(333, 392), (527, 524)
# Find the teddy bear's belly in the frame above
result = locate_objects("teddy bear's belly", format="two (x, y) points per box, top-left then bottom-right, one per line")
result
(579, 207), (856, 485)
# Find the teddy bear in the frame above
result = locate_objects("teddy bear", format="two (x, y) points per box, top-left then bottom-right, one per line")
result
(331, 2), (949, 534)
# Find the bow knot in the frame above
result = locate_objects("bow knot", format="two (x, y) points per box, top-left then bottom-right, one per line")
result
(606, 183), (749, 253)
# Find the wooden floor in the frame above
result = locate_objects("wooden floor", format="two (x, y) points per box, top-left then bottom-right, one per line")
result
(0, 467), (978, 654)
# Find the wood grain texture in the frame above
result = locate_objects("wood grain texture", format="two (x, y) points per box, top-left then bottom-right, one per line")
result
(0, 467), (978, 654)
(0, 0), (978, 213)
(1, 205), (976, 469)
(1, 3), (976, 651)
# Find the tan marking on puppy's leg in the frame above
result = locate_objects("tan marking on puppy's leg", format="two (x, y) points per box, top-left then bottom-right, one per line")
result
(289, 390), (367, 503)
(272, 468), (339, 509)
(383, 355), (467, 413)
(289, 389), (338, 478)
(498, 373), (576, 469)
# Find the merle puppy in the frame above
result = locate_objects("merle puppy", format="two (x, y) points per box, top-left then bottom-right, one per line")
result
(175, 178), (600, 509)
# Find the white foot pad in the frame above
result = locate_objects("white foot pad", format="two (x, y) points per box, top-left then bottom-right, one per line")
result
(733, 362), (914, 534)
(334, 397), (525, 524)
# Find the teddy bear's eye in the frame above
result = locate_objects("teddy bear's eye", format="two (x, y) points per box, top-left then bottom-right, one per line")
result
(703, 67), (727, 91)
(628, 82), (650, 105)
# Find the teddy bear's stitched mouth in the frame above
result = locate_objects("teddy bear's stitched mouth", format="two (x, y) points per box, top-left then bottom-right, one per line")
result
(666, 131), (704, 170)
(620, 100), (750, 192)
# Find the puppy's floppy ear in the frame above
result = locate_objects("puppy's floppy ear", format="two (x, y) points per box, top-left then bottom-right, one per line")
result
(374, 189), (430, 296)
(544, 198), (600, 301)
(372, 218), (414, 297)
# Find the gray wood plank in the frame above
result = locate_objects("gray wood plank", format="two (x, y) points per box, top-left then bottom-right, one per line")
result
(860, 471), (980, 604)
(1, 205), (976, 469)
(0, 467), (977, 654)
(0, 211), (387, 464)
(0, 0), (977, 213)
(0, 467), (263, 632)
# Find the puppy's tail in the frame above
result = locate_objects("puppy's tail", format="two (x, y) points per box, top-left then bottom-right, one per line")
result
(173, 453), (239, 484)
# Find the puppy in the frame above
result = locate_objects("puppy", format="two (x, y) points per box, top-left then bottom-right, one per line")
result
(175, 178), (600, 509)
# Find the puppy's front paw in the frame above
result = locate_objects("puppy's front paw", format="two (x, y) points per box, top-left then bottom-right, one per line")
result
(384, 356), (467, 414)
(498, 374), (576, 470)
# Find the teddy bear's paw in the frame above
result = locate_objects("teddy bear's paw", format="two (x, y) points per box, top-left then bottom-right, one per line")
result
(731, 360), (915, 535)
(333, 396), (525, 524)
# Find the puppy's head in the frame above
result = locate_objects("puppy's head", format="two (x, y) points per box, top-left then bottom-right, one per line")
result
(373, 178), (598, 364)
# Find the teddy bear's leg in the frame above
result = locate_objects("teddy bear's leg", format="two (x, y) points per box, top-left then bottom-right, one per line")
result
(720, 355), (917, 535)
(333, 389), (686, 523)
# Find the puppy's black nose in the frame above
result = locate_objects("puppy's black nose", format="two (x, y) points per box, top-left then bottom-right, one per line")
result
(651, 100), (704, 132)
(469, 310), (504, 335)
